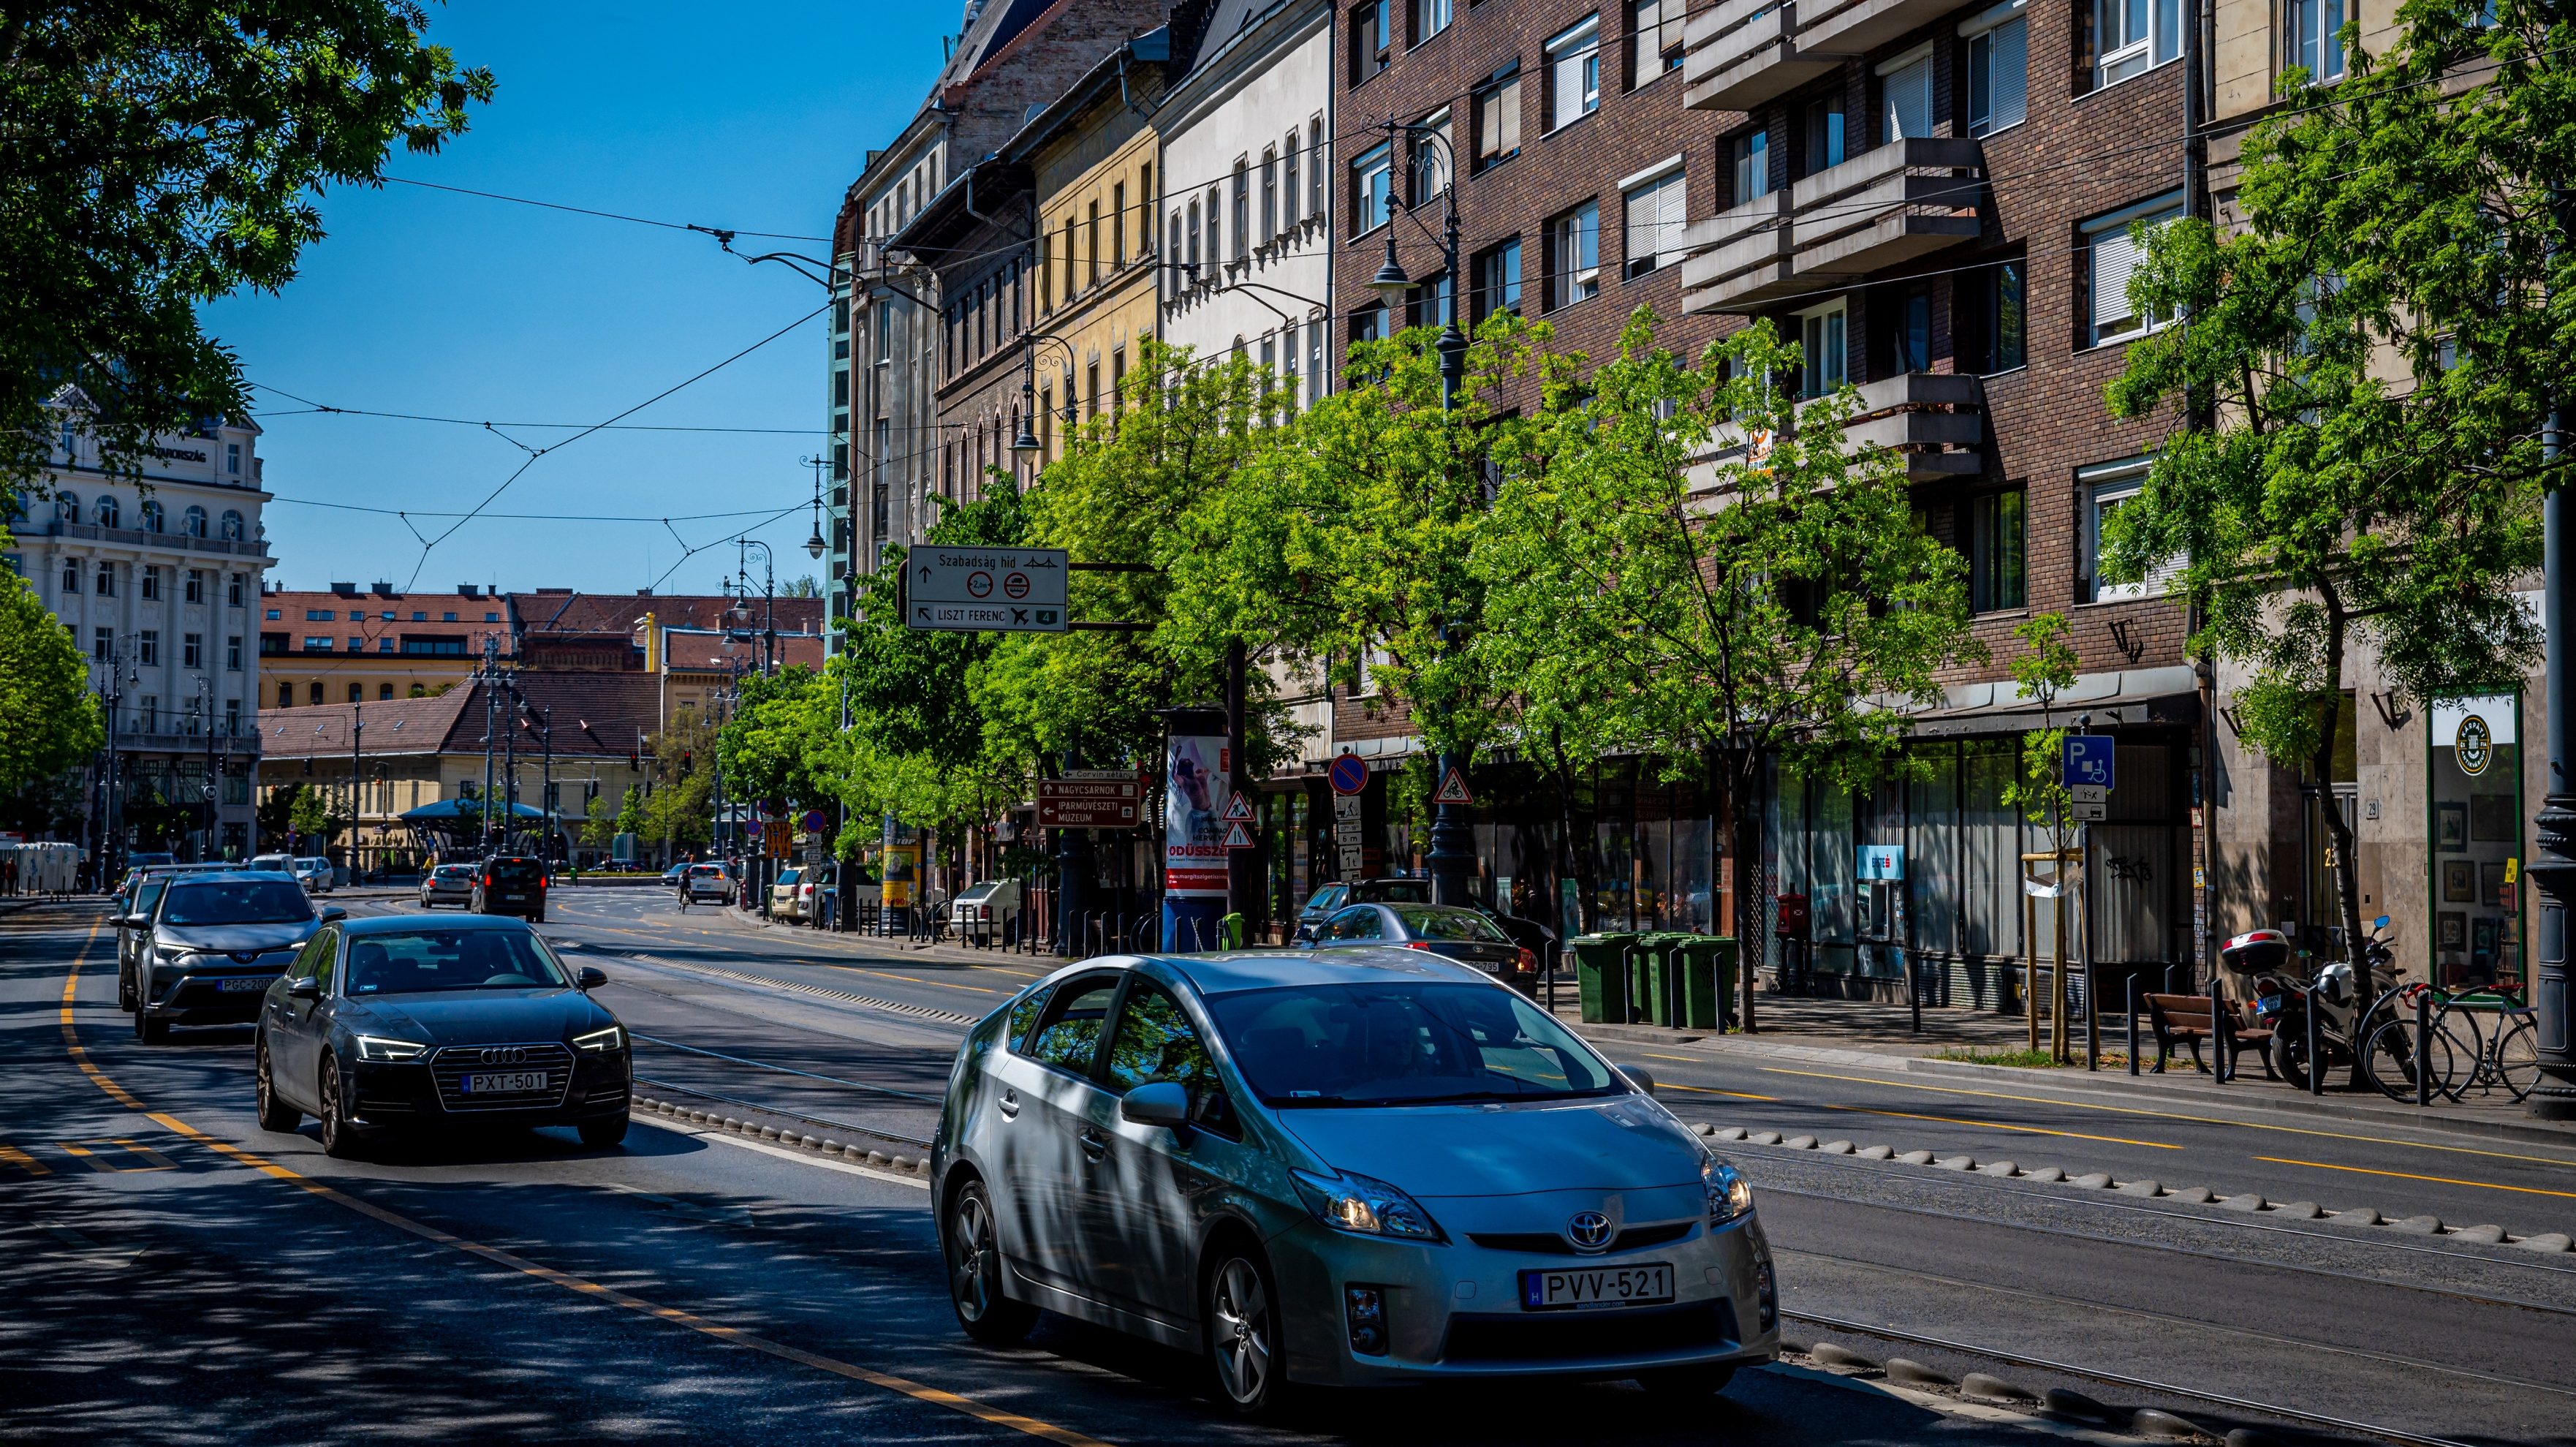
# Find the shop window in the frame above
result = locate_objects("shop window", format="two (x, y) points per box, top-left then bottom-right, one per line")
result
(1966, 488), (2027, 612)
(2429, 695), (2521, 987)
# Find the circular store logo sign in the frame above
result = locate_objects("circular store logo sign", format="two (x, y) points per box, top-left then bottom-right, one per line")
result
(2455, 714), (2493, 777)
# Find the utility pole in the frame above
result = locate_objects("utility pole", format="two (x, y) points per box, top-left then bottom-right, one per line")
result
(539, 705), (555, 864)
(502, 671), (520, 853)
(480, 635), (499, 855)
(349, 706), (363, 878)
(2528, 186), (2576, 1119)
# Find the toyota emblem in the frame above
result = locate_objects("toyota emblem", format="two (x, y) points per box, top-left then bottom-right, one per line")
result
(1566, 1212), (1613, 1250)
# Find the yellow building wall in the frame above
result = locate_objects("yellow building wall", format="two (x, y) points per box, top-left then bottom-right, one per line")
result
(1030, 87), (1164, 465)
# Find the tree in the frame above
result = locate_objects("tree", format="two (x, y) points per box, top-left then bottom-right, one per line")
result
(1477, 314), (1977, 1027)
(1, 3), (492, 507)
(0, 571), (102, 798)
(640, 711), (718, 855)
(2105, 0), (2556, 975)
(2001, 613), (2082, 1058)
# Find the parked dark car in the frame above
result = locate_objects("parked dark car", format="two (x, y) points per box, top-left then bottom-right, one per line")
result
(1306, 902), (1542, 990)
(130, 872), (342, 1042)
(254, 915), (630, 1157)
(1292, 877), (1434, 943)
(471, 856), (548, 923)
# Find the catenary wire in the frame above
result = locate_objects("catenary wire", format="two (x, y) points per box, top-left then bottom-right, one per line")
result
(376, 174), (830, 241)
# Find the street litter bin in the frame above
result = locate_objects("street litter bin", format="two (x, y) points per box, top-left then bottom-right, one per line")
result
(1672, 936), (1737, 1031)
(1630, 933), (1689, 1027)
(1570, 933), (1637, 1024)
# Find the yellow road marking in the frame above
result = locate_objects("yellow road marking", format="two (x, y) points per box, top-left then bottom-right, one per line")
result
(56, 954), (1114, 1447)
(1656, 1081), (1783, 1100)
(56, 1138), (176, 1173)
(1759, 1065), (2576, 1168)
(1817, 1103), (2183, 1150)
(2253, 1156), (2576, 1201)
(0, 1144), (52, 1176)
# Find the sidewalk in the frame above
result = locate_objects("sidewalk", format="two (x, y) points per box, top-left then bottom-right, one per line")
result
(1548, 990), (2576, 1149)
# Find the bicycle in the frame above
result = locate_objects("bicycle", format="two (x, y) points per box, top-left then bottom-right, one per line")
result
(2360, 979), (2540, 1104)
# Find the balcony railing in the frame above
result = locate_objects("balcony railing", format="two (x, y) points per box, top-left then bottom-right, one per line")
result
(1684, 0), (1974, 111)
(40, 522), (271, 559)
(1693, 371), (1987, 490)
(1681, 137), (1983, 315)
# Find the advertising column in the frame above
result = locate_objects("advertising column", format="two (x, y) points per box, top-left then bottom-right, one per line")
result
(1163, 709), (1229, 951)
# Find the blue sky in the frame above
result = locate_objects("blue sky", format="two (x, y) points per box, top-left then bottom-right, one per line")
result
(203, 1), (952, 598)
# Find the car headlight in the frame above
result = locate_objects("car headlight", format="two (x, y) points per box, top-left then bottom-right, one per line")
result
(355, 1035), (430, 1062)
(1292, 1168), (1444, 1242)
(1704, 1155), (1753, 1225)
(572, 1024), (626, 1054)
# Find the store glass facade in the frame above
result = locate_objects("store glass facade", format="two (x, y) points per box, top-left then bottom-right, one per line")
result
(2427, 694), (2523, 988)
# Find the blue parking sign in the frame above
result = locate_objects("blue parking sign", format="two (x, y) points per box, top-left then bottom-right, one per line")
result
(2062, 735), (2115, 790)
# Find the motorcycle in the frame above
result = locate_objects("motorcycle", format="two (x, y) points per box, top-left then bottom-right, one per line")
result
(2242, 916), (2398, 1092)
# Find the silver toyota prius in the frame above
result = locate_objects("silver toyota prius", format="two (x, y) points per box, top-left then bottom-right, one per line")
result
(931, 949), (1778, 1413)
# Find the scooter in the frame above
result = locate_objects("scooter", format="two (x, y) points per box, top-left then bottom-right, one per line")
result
(2245, 915), (2397, 1091)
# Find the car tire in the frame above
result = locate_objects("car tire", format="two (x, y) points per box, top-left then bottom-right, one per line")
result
(577, 1115), (627, 1149)
(1637, 1364), (1737, 1398)
(118, 964), (136, 1013)
(944, 1178), (1037, 1345)
(255, 1038), (300, 1133)
(530, 906), (545, 924)
(135, 1008), (167, 1045)
(318, 1056), (364, 1160)
(1204, 1244), (1287, 1416)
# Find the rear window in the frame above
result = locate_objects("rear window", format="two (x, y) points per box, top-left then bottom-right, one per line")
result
(776, 868), (803, 886)
(488, 859), (542, 883)
(1392, 907), (1509, 942)
(1357, 880), (1432, 904)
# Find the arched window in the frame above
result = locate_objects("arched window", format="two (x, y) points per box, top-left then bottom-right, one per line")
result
(55, 493), (78, 524)
(219, 509), (244, 540)
(183, 505), (207, 537)
(95, 495), (120, 529)
(140, 499), (163, 533)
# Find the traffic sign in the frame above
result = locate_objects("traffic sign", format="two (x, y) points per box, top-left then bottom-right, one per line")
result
(1223, 791), (1255, 821)
(1434, 766), (1474, 806)
(1338, 846), (1364, 874)
(1333, 820), (1363, 845)
(2071, 785), (2107, 804)
(1222, 820), (1256, 850)
(1037, 774), (1141, 828)
(1327, 753), (1368, 796)
(906, 547), (1069, 633)
(2061, 735), (2115, 790)
(2073, 799), (2108, 823)
(800, 809), (826, 833)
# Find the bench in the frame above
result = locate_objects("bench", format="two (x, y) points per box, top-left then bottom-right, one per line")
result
(2142, 993), (2276, 1080)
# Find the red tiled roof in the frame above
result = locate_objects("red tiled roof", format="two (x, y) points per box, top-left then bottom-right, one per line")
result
(509, 592), (825, 641)
(260, 671), (662, 759)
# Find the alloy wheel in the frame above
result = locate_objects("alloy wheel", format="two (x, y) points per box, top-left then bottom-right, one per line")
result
(1210, 1257), (1273, 1408)
(952, 1193), (997, 1321)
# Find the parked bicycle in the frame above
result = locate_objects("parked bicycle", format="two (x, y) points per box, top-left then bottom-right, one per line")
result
(2358, 978), (2540, 1104)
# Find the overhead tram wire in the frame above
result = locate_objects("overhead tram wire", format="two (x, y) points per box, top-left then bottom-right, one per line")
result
(376, 175), (829, 242)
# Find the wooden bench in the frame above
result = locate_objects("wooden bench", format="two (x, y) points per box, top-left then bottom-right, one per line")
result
(2142, 993), (2276, 1080)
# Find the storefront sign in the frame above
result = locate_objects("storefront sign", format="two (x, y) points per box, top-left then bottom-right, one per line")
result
(2455, 713), (2493, 776)
(1856, 845), (1904, 880)
(1038, 774), (1142, 828)
(1165, 733), (1228, 897)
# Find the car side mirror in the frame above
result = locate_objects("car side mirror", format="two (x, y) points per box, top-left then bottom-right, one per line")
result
(577, 966), (607, 990)
(319, 906), (346, 923)
(287, 977), (321, 1001)
(1620, 1065), (1658, 1097)
(1120, 1081), (1191, 1129)
(117, 913), (144, 929)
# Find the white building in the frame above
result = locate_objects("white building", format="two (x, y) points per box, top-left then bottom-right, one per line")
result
(1155, 0), (1336, 401)
(7, 387), (274, 863)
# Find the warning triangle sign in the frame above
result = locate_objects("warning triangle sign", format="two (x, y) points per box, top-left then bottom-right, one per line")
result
(1435, 766), (1474, 806)
(1223, 790), (1255, 821)
(1221, 820), (1256, 850)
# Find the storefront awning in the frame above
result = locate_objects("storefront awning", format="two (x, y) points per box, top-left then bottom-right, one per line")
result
(1892, 665), (2202, 738)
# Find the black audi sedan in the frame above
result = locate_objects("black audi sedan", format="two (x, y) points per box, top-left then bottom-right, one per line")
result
(253, 915), (631, 1158)
(1305, 902), (1542, 990)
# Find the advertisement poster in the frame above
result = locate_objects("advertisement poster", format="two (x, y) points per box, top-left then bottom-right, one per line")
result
(1164, 733), (1229, 899)
(882, 844), (917, 910)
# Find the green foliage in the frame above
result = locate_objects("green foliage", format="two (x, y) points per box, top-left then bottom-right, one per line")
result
(0, 3), (492, 505)
(287, 783), (336, 842)
(640, 711), (717, 850)
(2000, 614), (2080, 839)
(0, 570), (102, 797)
(611, 785), (643, 841)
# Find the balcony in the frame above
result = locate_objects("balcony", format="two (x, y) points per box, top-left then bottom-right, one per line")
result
(1683, 0), (1844, 113)
(1681, 137), (1983, 314)
(1692, 372), (1986, 490)
(1684, 0), (1974, 112)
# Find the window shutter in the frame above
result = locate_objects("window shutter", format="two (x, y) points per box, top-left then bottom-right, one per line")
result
(1656, 174), (1686, 268)
(1884, 56), (1932, 140)
(2093, 228), (2138, 330)
(1499, 75), (1521, 154)
(1626, 184), (1658, 268)
(1990, 18), (2028, 130)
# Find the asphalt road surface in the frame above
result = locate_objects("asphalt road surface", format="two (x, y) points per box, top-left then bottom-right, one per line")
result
(5, 886), (2570, 1447)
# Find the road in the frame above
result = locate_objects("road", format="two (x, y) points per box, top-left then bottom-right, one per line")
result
(4, 885), (2570, 1447)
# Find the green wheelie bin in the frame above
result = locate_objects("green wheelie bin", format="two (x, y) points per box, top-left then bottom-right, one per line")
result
(1629, 933), (1689, 1027)
(1672, 936), (1738, 1030)
(1569, 933), (1637, 1024)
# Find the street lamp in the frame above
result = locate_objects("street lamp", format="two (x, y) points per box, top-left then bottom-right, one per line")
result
(733, 538), (778, 675)
(1015, 332), (1080, 456)
(801, 456), (828, 561)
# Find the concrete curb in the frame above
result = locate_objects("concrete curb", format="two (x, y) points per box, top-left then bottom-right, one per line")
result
(632, 1095), (932, 1187)
(1787, 1337), (2216, 1444)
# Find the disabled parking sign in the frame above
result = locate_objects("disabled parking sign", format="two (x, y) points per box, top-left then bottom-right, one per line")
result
(2062, 735), (2115, 791)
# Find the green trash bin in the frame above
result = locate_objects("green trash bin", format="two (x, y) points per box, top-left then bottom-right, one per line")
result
(1569, 933), (1636, 1024)
(1672, 936), (1738, 1031)
(1630, 933), (1690, 1027)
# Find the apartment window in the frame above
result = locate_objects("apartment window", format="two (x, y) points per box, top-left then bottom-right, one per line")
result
(139, 696), (157, 730)
(1061, 216), (1077, 299)
(2082, 458), (2176, 599)
(61, 557), (78, 594)
(307, 681), (323, 705)
(1963, 257), (2028, 373)
(1039, 389), (1053, 457)
(303, 635), (330, 651)
(1088, 200), (1102, 285)
(96, 562), (115, 595)
(2083, 192), (2183, 346)
(1188, 198), (1203, 272)
(1352, 303), (1389, 347)
(1964, 1), (2029, 135)
(1967, 488), (2028, 612)
(2091, 0), (2180, 88)
(182, 505), (207, 537)
(379, 637), (395, 653)
(1409, 271), (1455, 329)
(138, 630), (159, 665)
(94, 627), (111, 661)
(1261, 148), (1278, 238)
(1207, 186), (1224, 261)
(1409, 110), (1452, 205)
(1474, 70), (1523, 170)
(347, 634), (363, 651)
(1548, 201), (1601, 308)
(1416, 0), (1452, 42)
(95, 496), (118, 529)
(275, 680), (289, 707)
(2287, 0), (2346, 80)
(1354, 143), (1394, 233)
(1309, 118), (1327, 214)
(442, 611), (457, 622)
(1284, 132), (1302, 224)
(379, 684), (395, 700)
(220, 509), (243, 540)
(226, 699), (243, 732)
(1630, 0), (1683, 85)
(1797, 300), (1849, 396)
(1112, 347), (1127, 408)
(348, 682), (363, 704)
(1622, 164), (1686, 279)
(1880, 45), (1933, 140)
(1356, 0), (1392, 79)
(1805, 96), (1846, 174)
(226, 635), (243, 670)
(1113, 182), (1127, 265)
(1170, 208), (1186, 283)
(140, 499), (162, 532)
(1474, 238), (1524, 319)
(1885, 284), (1932, 373)
(1547, 16), (1602, 130)
(1086, 363), (1101, 420)
(182, 632), (202, 668)
(227, 573), (244, 607)
(1232, 161), (1251, 260)
(1732, 128), (1771, 205)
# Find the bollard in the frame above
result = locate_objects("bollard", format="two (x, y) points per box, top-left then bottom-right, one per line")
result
(2306, 979), (2323, 1096)
(2414, 987), (2431, 1108)
(2084, 960), (2099, 1071)
(2210, 975), (2230, 1084)
(1904, 949), (1921, 1034)
(2126, 978), (2140, 1077)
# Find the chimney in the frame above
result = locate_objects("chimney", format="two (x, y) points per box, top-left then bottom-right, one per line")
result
(329, 581), (357, 597)
(458, 584), (480, 598)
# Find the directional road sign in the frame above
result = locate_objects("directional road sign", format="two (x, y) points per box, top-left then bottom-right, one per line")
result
(2061, 735), (2115, 791)
(1037, 774), (1143, 828)
(906, 547), (1069, 633)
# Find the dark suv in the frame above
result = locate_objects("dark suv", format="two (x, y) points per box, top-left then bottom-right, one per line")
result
(471, 856), (549, 923)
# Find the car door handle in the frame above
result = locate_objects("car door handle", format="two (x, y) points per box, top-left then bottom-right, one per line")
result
(996, 1089), (1020, 1119)
(1078, 1127), (1108, 1160)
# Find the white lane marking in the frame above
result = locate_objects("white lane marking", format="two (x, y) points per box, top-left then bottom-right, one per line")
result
(634, 1111), (931, 1191)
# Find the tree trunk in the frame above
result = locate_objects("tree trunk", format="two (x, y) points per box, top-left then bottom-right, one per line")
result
(2313, 606), (2370, 1089)
(1727, 747), (1764, 1035)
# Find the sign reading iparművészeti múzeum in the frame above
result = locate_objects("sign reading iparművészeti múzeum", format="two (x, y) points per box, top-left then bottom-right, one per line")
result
(906, 547), (1069, 632)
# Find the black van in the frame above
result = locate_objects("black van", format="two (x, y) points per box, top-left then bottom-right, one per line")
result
(472, 855), (549, 923)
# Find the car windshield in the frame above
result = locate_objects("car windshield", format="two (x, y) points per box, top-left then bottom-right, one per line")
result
(1391, 907), (1509, 942)
(1358, 880), (1432, 904)
(1301, 885), (1345, 914)
(1208, 981), (1622, 1107)
(343, 929), (569, 995)
(688, 865), (723, 879)
(159, 880), (315, 926)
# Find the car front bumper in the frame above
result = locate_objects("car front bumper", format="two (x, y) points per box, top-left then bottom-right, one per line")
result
(140, 967), (287, 1025)
(343, 1052), (631, 1130)
(1268, 1201), (1778, 1387)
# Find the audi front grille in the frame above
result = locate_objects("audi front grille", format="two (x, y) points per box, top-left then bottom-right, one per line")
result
(429, 1041), (575, 1111)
